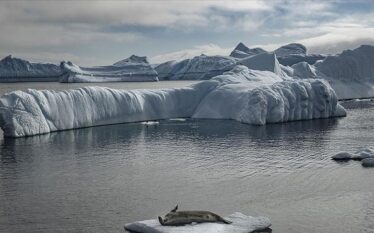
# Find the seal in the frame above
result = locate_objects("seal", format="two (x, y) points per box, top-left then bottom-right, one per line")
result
(158, 205), (232, 226)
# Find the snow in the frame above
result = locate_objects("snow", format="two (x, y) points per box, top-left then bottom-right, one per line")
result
(277, 54), (326, 66)
(230, 42), (266, 59)
(154, 55), (236, 80)
(0, 65), (346, 137)
(60, 55), (158, 83)
(124, 212), (271, 233)
(0, 55), (63, 82)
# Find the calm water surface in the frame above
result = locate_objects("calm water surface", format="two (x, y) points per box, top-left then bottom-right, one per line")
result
(0, 83), (374, 233)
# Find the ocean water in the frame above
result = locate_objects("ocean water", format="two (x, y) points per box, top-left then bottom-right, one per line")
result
(0, 83), (374, 233)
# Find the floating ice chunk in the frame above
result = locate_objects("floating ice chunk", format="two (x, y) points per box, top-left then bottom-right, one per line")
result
(351, 148), (374, 160)
(0, 65), (346, 137)
(142, 121), (159, 126)
(124, 212), (271, 233)
(362, 158), (374, 167)
(331, 152), (353, 161)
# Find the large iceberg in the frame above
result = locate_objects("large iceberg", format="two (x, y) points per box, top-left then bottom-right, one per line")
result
(291, 45), (374, 99)
(60, 55), (158, 82)
(0, 65), (346, 137)
(0, 55), (63, 82)
(155, 54), (237, 80)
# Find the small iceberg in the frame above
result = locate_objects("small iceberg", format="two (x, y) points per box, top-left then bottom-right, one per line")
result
(332, 148), (374, 167)
(141, 121), (160, 126)
(124, 212), (271, 233)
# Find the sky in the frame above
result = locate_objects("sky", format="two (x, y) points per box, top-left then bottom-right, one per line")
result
(0, 0), (373, 66)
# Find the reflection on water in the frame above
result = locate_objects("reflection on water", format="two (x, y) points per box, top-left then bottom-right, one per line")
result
(1, 103), (374, 233)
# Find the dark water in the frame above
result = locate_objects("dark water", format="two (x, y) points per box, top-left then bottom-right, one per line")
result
(1, 100), (374, 233)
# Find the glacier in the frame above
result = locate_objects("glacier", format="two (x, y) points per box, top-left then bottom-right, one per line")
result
(0, 65), (346, 137)
(0, 55), (63, 82)
(60, 55), (158, 82)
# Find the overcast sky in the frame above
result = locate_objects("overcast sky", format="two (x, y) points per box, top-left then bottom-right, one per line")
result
(0, 0), (373, 65)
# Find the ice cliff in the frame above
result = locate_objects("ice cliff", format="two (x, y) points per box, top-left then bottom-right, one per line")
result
(0, 65), (346, 137)
(0, 55), (63, 82)
(60, 55), (158, 82)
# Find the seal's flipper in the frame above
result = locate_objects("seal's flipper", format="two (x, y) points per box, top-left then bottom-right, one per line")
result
(171, 205), (178, 212)
(220, 218), (232, 224)
(158, 216), (165, 225)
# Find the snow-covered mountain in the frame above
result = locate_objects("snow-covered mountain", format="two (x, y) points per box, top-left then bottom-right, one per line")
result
(0, 55), (63, 82)
(155, 54), (237, 80)
(230, 42), (267, 59)
(0, 64), (345, 137)
(60, 55), (158, 82)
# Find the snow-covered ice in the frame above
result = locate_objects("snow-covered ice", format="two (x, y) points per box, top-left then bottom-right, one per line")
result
(124, 212), (271, 233)
(60, 55), (158, 83)
(230, 42), (266, 59)
(0, 55), (63, 82)
(0, 65), (346, 137)
(291, 45), (374, 99)
(155, 54), (236, 80)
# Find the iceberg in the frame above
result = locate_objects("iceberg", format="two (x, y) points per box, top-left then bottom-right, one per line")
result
(229, 42), (267, 59)
(0, 55), (63, 82)
(229, 42), (325, 66)
(124, 212), (271, 233)
(274, 43), (326, 66)
(154, 54), (237, 80)
(0, 65), (346, 137)
(291, 45), (374, 99)
(60, 55), (158, 83)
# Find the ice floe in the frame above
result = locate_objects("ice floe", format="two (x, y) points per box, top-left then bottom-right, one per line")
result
(124, 212), (271, 233)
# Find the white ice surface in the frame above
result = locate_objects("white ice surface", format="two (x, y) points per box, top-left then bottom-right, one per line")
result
(155, 55), (236, 80)
(124, 212), (271, 233)
(230, 42), (266, 59)
(291, 45), (374, 99)
(60, 55), (158, 83)
(0, 55), (62, 82)
(0, 65), (346, 137)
